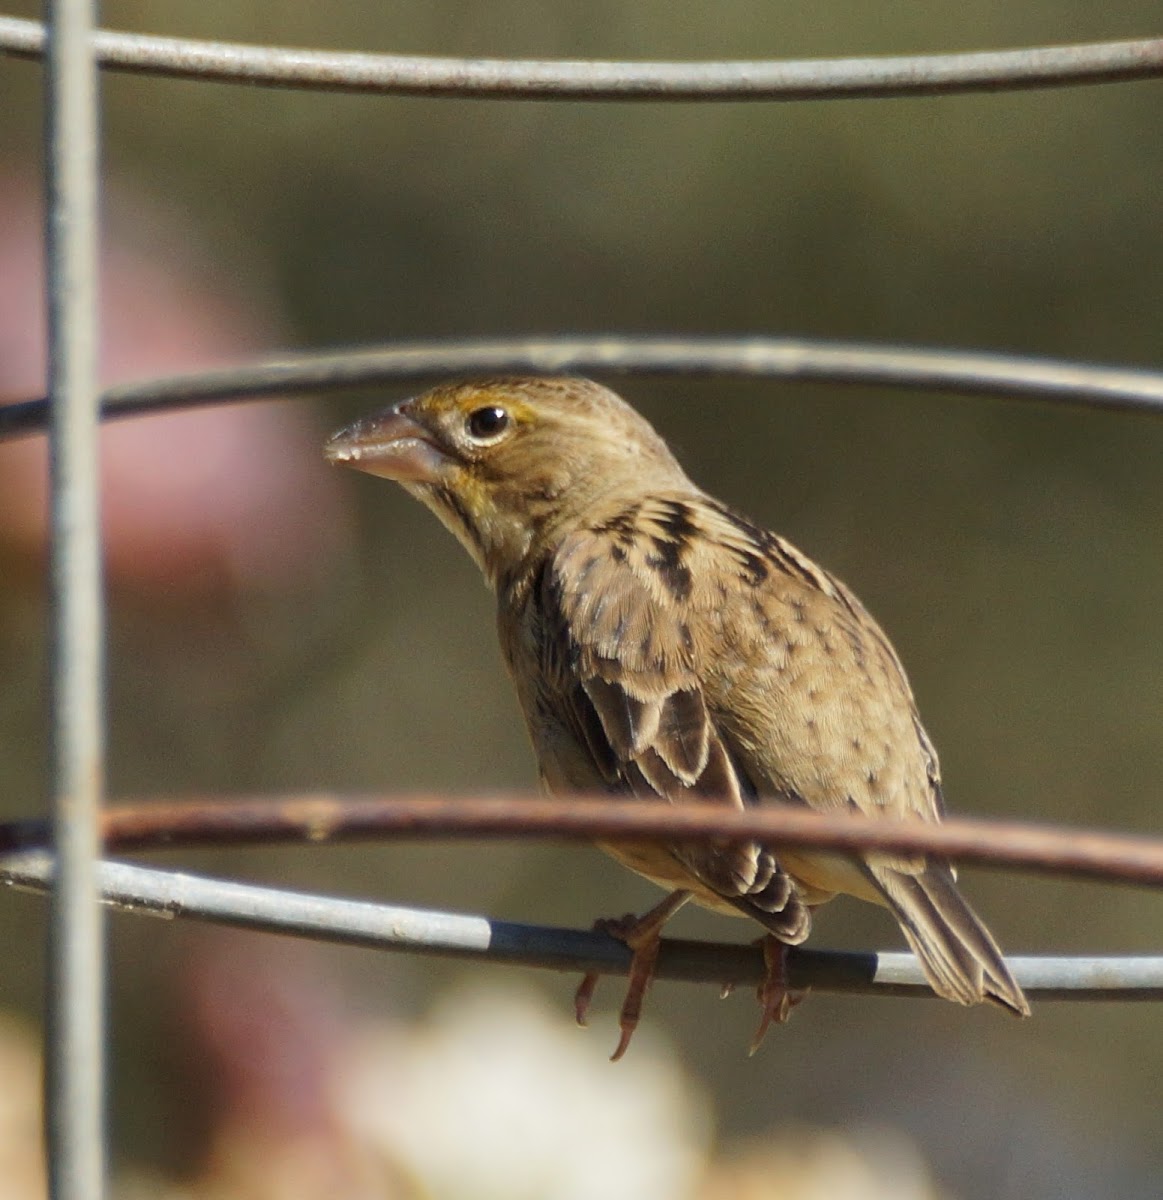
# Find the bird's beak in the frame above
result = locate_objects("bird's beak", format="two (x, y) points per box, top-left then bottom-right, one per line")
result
(324, 405), (450, 484)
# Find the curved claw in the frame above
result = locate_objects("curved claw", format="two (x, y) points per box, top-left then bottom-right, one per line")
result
(749, 935), (810, 1056)
(574, 889), (692, 1060)
(609, 929), (664, 1061)
(574, 971), (600, 1028)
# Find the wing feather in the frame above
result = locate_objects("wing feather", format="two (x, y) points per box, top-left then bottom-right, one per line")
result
(543, 499), (811, 939)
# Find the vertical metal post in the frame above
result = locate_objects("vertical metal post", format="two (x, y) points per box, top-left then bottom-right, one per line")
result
(43, 0), (106, 1197)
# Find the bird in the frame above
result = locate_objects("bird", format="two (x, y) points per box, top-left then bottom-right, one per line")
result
(325, 376), (1029, 1059)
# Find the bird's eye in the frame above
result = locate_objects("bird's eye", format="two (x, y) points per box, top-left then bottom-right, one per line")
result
(466, 405), (510, 442)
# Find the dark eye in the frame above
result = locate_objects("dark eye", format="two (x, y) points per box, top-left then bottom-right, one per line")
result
(466, 405), (510, 441)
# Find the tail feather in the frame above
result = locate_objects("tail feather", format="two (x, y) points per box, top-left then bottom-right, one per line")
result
(866, 861), (1030, 1017)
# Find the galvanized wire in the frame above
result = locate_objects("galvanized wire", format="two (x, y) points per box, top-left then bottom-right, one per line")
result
(1, 17), (1161, 100)
(3, 850), (1162, 1001)
(3, 336), (1163, 442)
(42, 0), (106, 1197)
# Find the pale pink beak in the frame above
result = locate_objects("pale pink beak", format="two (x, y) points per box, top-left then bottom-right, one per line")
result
(325, 405), (449, 484)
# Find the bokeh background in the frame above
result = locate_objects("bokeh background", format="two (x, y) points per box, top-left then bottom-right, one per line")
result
(2, 3), (1163, 1197)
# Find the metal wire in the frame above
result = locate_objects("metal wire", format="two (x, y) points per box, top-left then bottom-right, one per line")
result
(2, 794), (1159, 1006)
(3, 335), (1163, 442)
(1, 17), (1161, 100)
(4, 795), (1163, 889)
(42, 0), (106, 1197)
(3, 850), (1161, 1001)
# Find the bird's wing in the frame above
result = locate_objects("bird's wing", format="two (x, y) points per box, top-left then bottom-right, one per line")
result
(687, 504), (1031, 1011)
(681, 497), (946, 832)
(542, 497), (810, 939)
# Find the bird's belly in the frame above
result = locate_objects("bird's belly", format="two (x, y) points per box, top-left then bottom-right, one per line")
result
(776, 848), (885, 906)
(596, 839), (746, 916)
(597, 838), (887, 913)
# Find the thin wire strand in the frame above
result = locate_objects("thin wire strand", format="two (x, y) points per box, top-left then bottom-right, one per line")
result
(43, 0), (106, 1196)
(3, 850), (1160, 1000)
(3, 336), (1163, 442)
(1, 18), (1161, 100)
(3, 795), (1163, 888)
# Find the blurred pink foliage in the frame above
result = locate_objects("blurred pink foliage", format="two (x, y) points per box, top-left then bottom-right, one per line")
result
(0, 172), (352, 597)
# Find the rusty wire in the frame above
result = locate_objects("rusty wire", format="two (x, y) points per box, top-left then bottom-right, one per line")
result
(3, 794), (1163, 888)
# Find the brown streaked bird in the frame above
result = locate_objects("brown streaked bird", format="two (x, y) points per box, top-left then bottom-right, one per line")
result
(325, 376), (1029, 1059)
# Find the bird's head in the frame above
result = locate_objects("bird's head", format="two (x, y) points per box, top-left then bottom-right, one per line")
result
(325, 376), (689, 587)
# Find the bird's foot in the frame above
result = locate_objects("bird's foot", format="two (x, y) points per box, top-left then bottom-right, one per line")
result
(749, 934), (809, 1056)
(574, 889), (691, 1061)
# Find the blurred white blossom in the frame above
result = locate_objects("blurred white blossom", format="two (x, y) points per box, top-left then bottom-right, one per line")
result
(340, 983), (711, 1200)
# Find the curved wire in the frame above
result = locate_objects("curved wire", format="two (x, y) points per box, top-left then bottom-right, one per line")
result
(3, 849), (1160, 1000)
(4, 793), (1163, 888)
(1, 17), (1161, 100)
(3, 336), (1163, 441)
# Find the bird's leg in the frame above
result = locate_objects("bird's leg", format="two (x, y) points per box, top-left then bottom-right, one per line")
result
(574, 889), (692, 1061)
(749, 934), (809, 1056)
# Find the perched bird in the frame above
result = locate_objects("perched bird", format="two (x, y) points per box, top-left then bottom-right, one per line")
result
(326, 377), (1029, 1058)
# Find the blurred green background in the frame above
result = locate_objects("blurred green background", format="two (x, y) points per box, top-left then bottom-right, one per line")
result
(2, 3), (1162, 1197)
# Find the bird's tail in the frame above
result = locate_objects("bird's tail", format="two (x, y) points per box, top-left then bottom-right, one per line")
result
(866, 861), (1030, 1017)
